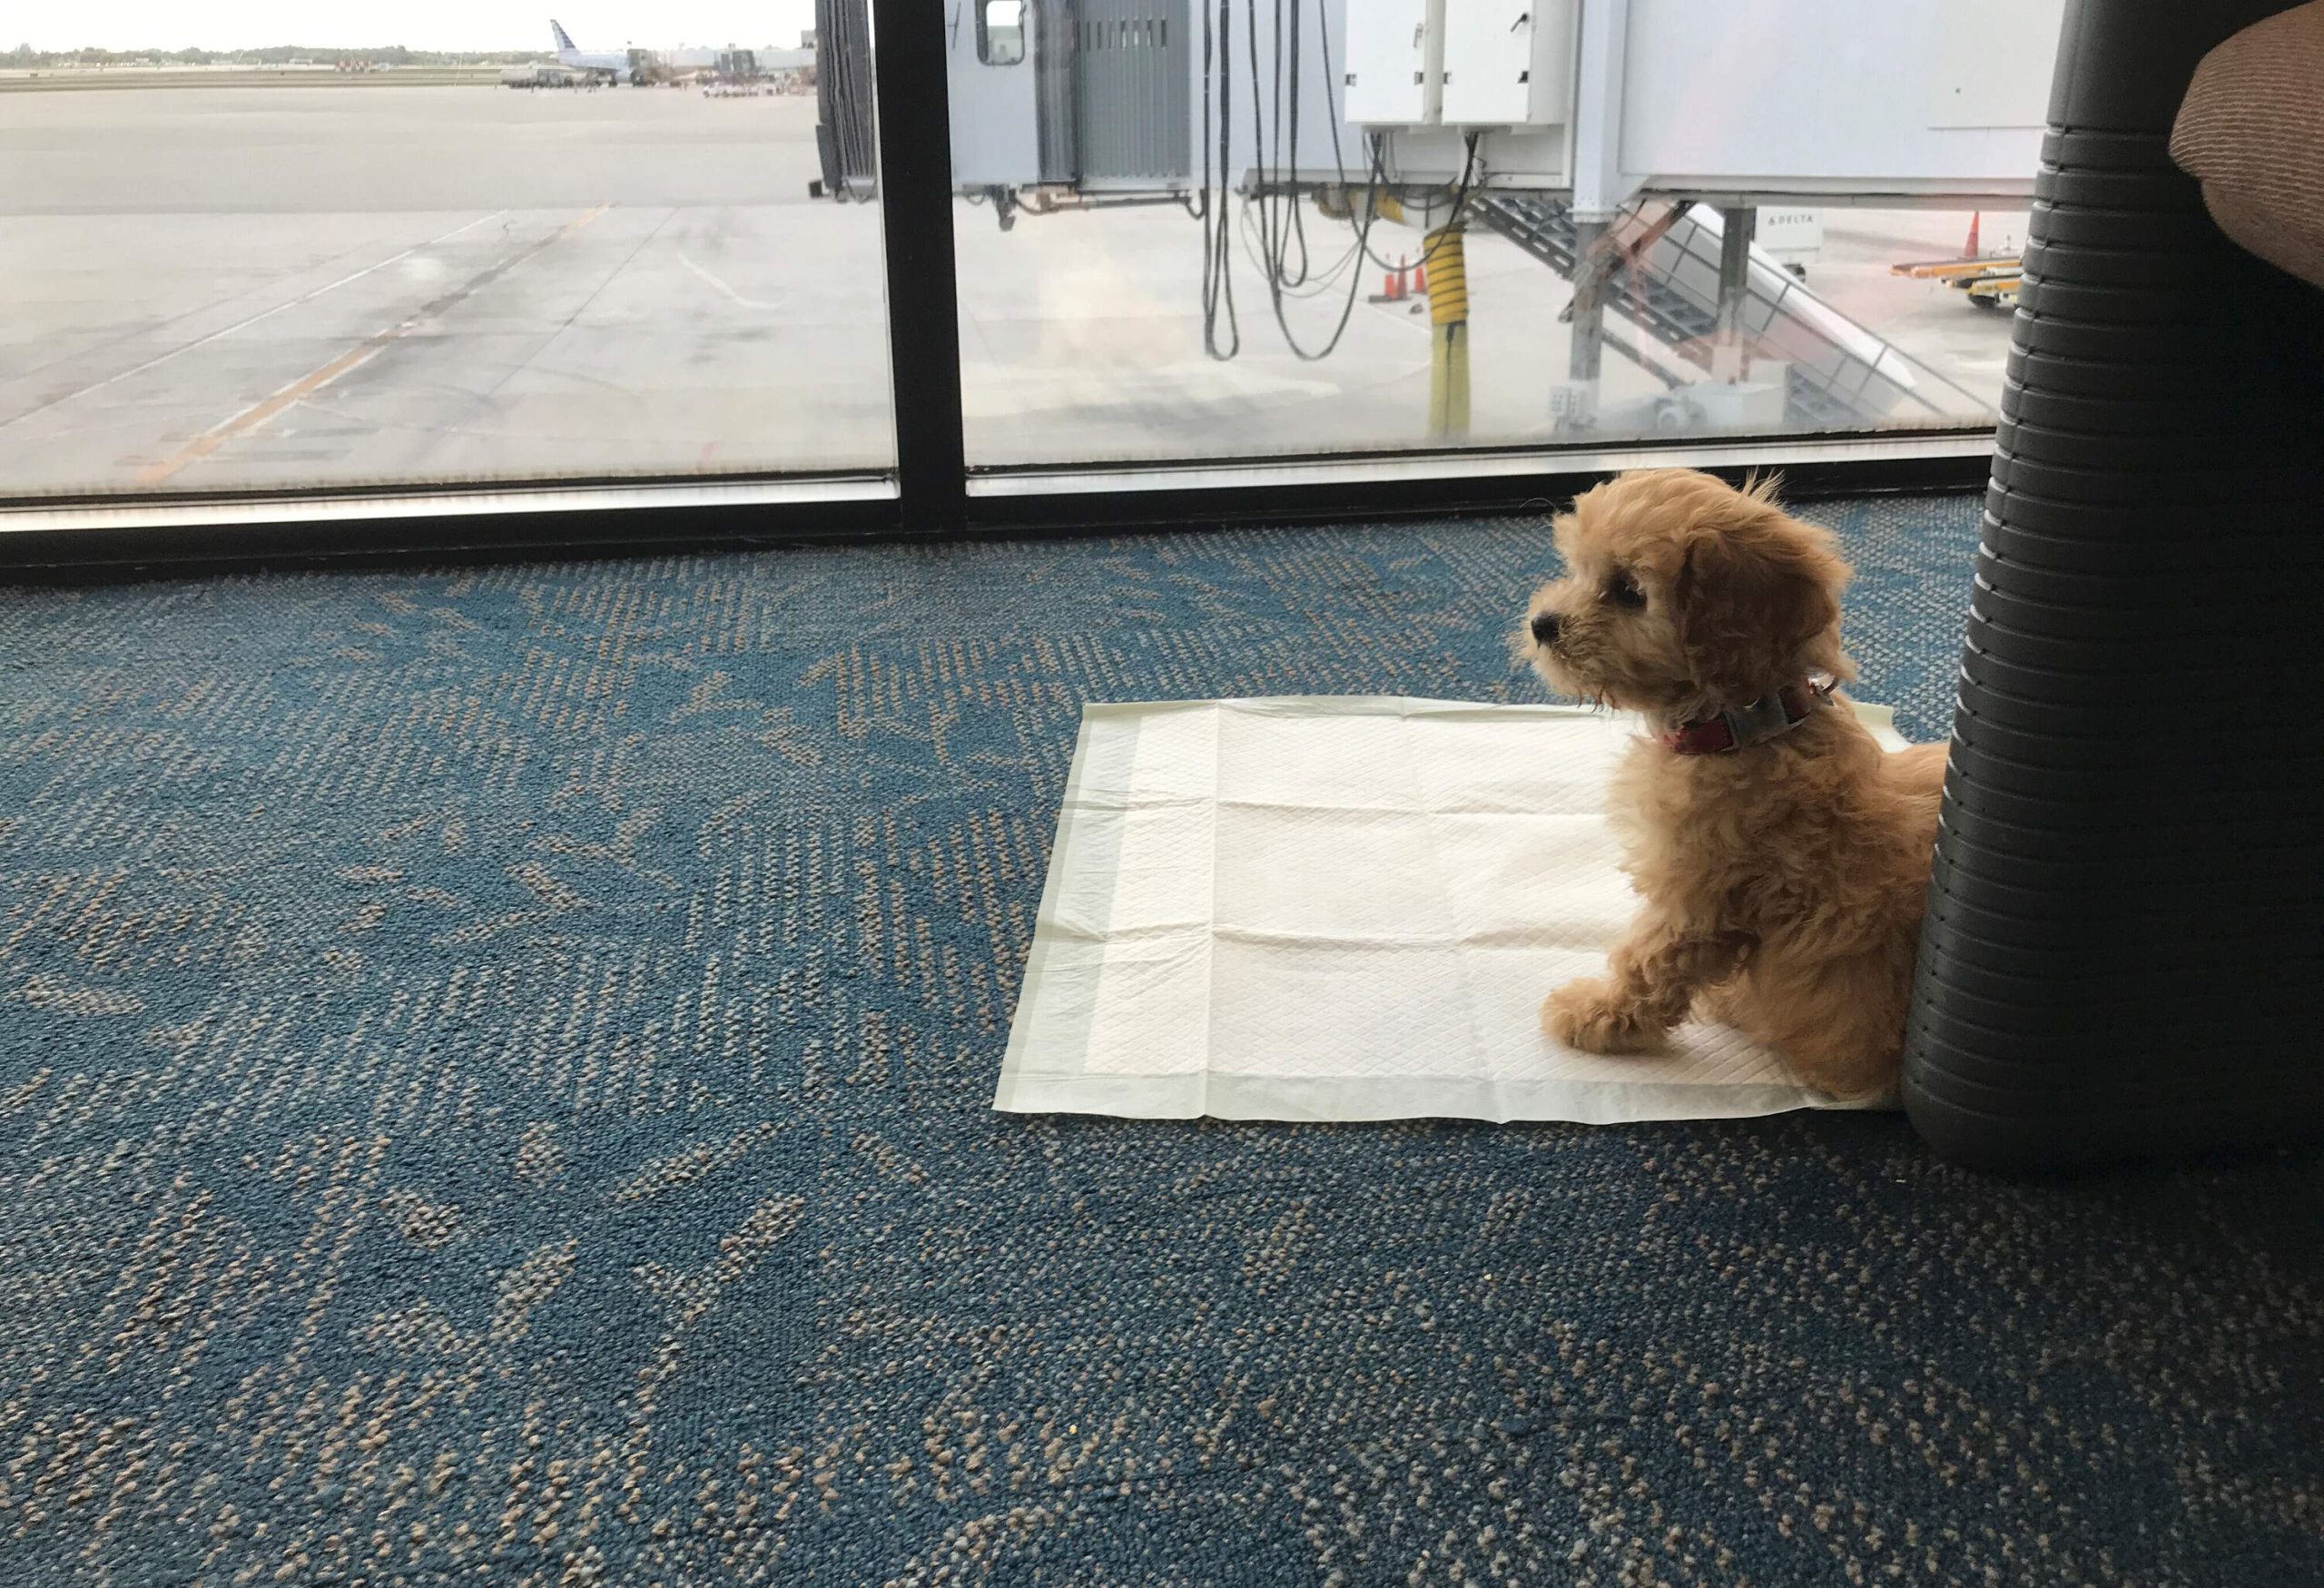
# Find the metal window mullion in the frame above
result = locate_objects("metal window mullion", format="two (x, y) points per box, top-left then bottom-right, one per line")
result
(871, 0), (969, 534)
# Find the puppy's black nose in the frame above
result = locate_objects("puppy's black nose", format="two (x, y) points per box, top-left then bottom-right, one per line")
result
(1530, 611), (1561, 646)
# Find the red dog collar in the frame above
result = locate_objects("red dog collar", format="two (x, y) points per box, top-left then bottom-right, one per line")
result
(1659, 678), (1833, 755)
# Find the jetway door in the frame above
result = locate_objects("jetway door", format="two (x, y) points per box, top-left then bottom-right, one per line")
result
(1075, 0), (1191, 185)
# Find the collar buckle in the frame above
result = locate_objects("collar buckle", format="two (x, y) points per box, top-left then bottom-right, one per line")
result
(1660, 676), (1834, 755)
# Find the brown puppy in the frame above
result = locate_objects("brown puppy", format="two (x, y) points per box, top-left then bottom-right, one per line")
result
(1521, 469), (1945, 1100)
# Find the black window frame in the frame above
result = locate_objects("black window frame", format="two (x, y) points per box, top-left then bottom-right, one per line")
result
(0, 0), (1990, 579)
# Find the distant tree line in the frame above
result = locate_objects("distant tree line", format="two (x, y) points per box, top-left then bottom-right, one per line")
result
(3, 44), (539, 67)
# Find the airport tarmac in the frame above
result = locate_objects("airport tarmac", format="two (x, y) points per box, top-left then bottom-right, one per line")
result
(0, 85), (2021, 498)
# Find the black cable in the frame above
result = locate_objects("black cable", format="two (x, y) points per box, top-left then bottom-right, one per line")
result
(1252, 132), (1390, 361)
(1246, 0), (1274, 284)
(1280, 0), (1311, 286)
(1242, 0), (1310, 299)
(1235, 0), (1362, 359)
(1199, 0), (1239, 359)
(1347, 136), (1481, 312)
(1200, 0), (1447, 363)
(1239, 198), (1362, 297)
(1443, 131), (1482, 233)
(1309, 0), (1416, 282)
(1226, 0), (1366, 285)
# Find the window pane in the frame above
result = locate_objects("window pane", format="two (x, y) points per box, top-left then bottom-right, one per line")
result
(1, 12), (891, 498)
(980, 2), (1029, 65)
(945, 0), (2053, 468)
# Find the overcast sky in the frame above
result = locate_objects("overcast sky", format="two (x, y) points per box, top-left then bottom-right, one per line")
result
(16, 2), (821, 52)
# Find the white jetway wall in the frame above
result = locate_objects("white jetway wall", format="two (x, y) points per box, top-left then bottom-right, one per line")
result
(943, 0), (1498, 191)
(1343, 0), (1576, 133)
(1336, 0), (1579, 182)
(948, 0), (1043, 187)
(943, 0), (2062, 201)
(1611, 0), (2067, 200)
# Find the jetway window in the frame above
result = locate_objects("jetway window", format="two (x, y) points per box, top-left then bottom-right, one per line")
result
(980, 1), (1029, 64)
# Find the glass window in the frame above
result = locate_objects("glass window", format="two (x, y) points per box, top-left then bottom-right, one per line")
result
(944, 0), (2057, 469)
(0, 11), (891, 498)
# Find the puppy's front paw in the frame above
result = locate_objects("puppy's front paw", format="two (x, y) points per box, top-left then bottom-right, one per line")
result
(1541, 977), (1662, 1054)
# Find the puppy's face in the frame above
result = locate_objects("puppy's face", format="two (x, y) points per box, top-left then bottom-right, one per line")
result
(1520, 469), (1853, 718)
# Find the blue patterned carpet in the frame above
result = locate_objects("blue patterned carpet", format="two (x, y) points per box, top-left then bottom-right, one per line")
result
(3, 495), (2320, 1586)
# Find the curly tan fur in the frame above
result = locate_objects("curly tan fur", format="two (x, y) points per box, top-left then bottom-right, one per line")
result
(1520, 469), (1945, 1100)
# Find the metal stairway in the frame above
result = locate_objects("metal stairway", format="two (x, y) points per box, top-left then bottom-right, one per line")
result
(1473, 193), (1984, 430)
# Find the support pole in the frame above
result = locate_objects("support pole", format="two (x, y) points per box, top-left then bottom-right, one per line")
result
(1570, 0), (1637, 220)
(1423, 222), (1470, 439)
(1711, 205), (1757, 382)
(1554, 219), (1610, 432)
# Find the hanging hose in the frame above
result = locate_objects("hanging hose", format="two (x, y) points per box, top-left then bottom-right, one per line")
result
(1422, 222), (1470, 438)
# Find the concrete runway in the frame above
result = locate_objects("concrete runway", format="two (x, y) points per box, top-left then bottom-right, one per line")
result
(953, 201), (2017, 468)
(0, 87), (893, 497)
(0, 85), (2018, 498)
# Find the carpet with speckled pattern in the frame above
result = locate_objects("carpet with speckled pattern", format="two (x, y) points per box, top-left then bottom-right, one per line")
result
(2, 496), (2320, 1587)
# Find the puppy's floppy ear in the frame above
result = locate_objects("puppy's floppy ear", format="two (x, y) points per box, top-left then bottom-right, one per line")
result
(1670, 507), (1850, 704)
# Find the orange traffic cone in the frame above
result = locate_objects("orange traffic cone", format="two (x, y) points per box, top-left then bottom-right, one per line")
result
(1413, 263), (1428, 294)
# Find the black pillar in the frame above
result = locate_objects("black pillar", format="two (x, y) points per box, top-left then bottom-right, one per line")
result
(872, 0), (968, 533)
(1902, 0), (2324, 1169)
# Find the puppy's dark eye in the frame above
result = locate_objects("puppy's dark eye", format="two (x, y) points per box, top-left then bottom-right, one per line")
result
(1604, 570), (1646, 609)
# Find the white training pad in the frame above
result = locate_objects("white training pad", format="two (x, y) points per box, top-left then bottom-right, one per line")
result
(997, 695), (1910, 1123)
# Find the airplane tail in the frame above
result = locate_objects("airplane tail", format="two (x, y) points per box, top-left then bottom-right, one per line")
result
(550, 19), (578, 51)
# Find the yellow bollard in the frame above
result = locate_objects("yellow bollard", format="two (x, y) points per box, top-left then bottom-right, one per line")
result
(1423, 223), (1470, 439)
